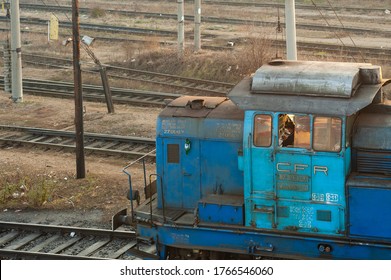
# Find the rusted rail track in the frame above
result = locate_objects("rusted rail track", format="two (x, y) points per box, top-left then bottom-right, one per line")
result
(0, 125), (156, 158)
(0, 221), (158, 260)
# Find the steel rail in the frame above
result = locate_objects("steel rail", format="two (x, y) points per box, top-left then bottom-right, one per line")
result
(0, 77), (184, 106)
(19, 2), (391, 22)
(0, 16), (177, 37)
(15, 54), (234, 96)
(9, 4), (391, 38)
(0, 221), (159, 260)
(2, 20), (387, 62)
(203, 0), (389, 13)
(20, 1), (390, 14)
(19, 53), (234, 88)
(24, 38), (391, 63)
(15, 40), (391, 66)
(0, 125), (156, 158)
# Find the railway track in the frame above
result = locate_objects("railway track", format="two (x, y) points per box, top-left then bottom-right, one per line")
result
(0, 125), (156, 158)
(10, 4), (391, 38)
(17, 54), (234, 96)
(0, 221), (158, 260)
(0, 76), (183, 106)
(203, 0), (388, 13)
(20, 1), (389, 13)
(0, 15), (388, 63)
(20, 49), (389, 85)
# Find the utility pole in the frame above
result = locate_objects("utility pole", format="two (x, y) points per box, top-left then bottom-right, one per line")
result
(177, 0), (185, 55)
(72, 0), (86, 179)
(3, 2), (11, 94)
(10, 0), (23, 102)
(285, 0), (297, 60)
(194, 0), (201, 52)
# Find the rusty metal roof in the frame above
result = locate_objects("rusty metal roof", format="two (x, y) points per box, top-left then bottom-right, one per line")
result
(229, 77), (383, 116)
(251, 60), (376, 98)
(160, 96), (243, 120)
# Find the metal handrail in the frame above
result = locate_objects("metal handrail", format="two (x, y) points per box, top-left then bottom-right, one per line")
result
(122, 149), (156, 223)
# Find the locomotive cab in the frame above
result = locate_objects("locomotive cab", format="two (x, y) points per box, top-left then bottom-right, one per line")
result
(230, 60), (385, 236)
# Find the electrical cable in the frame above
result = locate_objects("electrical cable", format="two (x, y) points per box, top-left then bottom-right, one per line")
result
(325, 0), (366, 62)
(310, 0), (357, 62)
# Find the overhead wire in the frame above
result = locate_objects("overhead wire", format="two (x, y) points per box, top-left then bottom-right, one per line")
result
(310, 0), (358, 62)
(324, 0), (366, 62)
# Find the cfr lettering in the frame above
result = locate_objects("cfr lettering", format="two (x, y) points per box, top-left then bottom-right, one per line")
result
(276, 162), (328, 175)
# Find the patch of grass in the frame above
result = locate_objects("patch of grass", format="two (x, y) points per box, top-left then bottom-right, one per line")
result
(27, 177), (56, 207)
(0, 170), (56, 208)
(90, 7), (106, 18)
(0, 181), (21, 205)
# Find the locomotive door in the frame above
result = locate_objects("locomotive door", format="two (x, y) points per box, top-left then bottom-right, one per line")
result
(248, 113), (313, 229)
(162, 138), (200, 209)
(274, 114), (313, 230)
(246, 113), (275, 228)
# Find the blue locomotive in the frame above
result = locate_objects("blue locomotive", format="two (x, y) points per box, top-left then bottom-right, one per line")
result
(116, 60), (391, 259)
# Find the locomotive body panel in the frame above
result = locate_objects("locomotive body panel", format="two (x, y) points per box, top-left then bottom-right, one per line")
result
(125, 60), (391, 259)
(156, 96), (244, 210)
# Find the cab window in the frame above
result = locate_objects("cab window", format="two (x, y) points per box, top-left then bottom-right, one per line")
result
(278, 114), (310, 149)
(313, 117), (342, 152)
(253, 114), (272, 147)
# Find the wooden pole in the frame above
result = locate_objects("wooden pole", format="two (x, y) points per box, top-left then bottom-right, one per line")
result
(72, 0), (85, 179)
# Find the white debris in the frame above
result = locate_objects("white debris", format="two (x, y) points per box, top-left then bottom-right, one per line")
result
(70, 232), (76, 238)
(12, 192), (20, 199)
(385, 9), (390, 15)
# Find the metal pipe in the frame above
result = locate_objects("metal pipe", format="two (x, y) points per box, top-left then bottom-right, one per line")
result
(10, 0), (23, 102)
(285, 0), (297, 60)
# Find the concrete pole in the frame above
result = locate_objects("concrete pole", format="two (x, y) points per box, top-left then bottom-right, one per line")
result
(10, 0), (23, 102)
(194, 0), (201, 52)
(285, 0), (297, 60)
(177, 0), (185, 55)
(3, 40), (12, 93)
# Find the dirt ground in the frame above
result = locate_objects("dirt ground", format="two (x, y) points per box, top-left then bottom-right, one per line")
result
(0, 93), (161, 228)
